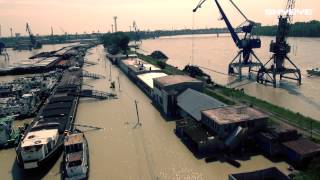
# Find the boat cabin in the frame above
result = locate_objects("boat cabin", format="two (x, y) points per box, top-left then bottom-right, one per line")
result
(64, 133), (88, 179)
(20, 129), (59, 169)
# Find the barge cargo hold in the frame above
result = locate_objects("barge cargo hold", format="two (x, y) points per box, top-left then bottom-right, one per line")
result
(15, 69), (82, 169)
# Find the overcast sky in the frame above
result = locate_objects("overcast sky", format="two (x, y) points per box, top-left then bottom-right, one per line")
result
(0, 0), (318, 36)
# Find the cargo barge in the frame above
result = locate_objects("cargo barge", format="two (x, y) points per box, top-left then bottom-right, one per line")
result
(15, 68), (83, 169)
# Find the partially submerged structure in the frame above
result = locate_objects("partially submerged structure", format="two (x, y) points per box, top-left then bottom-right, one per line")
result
(228, 167), (289, 180)
(201, 106), (268, 139)
(177, 88), (226, 121)
(136, 72), (167, 97)
(282, 138), (320, 167)
(175, 118), (223, 157)
(119, 58), (162, 81)
(153, 75), (203, 117)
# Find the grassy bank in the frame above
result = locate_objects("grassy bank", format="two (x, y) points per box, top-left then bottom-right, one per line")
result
(135, 51), (320, 136)
(215, 86), (320, 135)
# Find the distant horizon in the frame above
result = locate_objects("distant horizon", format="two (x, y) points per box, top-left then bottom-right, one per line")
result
(0, 19), (319, 38)
(0, 0), (319, 36)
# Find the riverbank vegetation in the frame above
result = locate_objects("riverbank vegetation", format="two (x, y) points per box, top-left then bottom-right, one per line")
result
(101, 32), (129, 55)
(129, 20), (320, 39)
(254, 20), (320, 37)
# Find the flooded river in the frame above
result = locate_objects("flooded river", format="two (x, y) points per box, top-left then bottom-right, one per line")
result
(0, 44), (290, 179)
(140, 35), (320, 120)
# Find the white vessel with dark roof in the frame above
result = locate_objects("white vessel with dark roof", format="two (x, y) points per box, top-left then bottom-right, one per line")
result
(62, 132), (89, 180)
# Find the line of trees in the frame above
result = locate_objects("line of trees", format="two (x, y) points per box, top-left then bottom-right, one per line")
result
(254, 20), (320, 37)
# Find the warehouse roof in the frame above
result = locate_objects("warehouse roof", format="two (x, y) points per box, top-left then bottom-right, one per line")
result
(154, 75), (202, 87)
(137, 72), (168, 88)
(202, 106), (268, 125)
(282, 139), (320, 158)
(229, 167), (289, 180)
(122, 58), (161, 73)
(177, 89), (226, 121)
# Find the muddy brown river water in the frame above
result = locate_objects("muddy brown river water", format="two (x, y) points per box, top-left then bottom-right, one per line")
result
(0, 41), (298, 179)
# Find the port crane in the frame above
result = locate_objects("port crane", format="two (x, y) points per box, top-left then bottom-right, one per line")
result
(132, 21), (142, 46)
(26, 23), (42, 49)
(193, 0), (263, 78)
(257, 0), (301, 87)
(0, 41), (5, 55)
(0, 38), (9, 60)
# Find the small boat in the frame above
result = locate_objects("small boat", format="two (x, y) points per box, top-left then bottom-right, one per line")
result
(62, 131), (89, 180)
(307, 68), (320, 76)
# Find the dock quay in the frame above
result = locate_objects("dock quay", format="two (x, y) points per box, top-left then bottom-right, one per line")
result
(0, 44), (96, 76)
(106, 51), (320, 173)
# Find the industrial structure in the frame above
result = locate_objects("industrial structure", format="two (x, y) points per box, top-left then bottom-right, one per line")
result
(26, 23), (42, 49)
(0, 39), (9, 61)
(257, 0), (302, 87)
(193, 0), (263, 78)
(113, 16), (118, 32)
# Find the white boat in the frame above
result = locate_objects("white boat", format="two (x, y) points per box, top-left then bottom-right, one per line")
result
(19, 129), (60, 169)
(62, 132), (89, 180)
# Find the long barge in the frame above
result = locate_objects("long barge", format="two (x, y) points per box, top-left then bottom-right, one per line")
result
(15, 68), (83, 169)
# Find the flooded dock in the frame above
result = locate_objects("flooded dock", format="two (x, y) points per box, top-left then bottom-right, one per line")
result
(0, 45), (290, 179)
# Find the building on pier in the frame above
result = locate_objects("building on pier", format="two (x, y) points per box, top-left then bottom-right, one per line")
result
(282, 138), (320, 167)
(177, 88), (226, 121)
(136, 72), (167, 97)
(201, 106), (268, 139)
(119, 58), (162, 81)
(228, 167), (289, 180)
(175, 118), (224, 157)
(152, 75), (203, 118)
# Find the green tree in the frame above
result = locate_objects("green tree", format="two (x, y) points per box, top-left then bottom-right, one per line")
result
(101, 32), (130, 55)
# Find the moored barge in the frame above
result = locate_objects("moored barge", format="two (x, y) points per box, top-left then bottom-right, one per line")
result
(15, 69), (82, 169)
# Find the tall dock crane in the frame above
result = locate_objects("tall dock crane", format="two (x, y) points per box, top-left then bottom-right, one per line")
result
(0, 41), (5, 55)
(26, 23), (42, 49)
(193, 0), (263, 78)
(0, 40), (9, 60)
(132, 21), (142, 45)
(257, 0), (301, 87)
